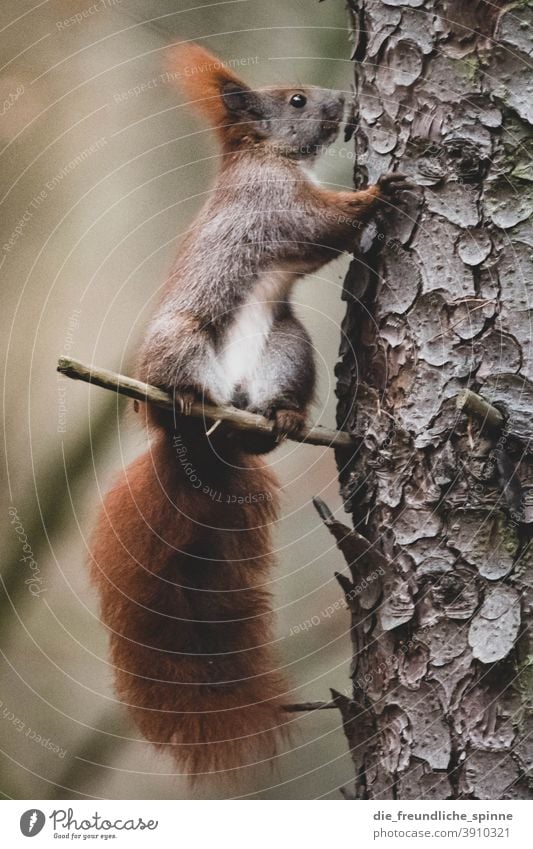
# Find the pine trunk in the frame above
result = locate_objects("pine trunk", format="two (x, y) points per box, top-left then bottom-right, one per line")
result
(327, 0), (533, 800)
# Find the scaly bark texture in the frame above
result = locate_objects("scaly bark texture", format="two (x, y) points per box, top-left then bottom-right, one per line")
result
(331, 0), (533, 799)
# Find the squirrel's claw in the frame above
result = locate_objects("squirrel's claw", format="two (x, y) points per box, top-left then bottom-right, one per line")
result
(173, 388), (199, 417)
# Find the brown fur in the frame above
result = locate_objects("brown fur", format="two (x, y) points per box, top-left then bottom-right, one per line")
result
(90, 428), (286, 777)
(90, 44), (410, 780)
(167, 43), (254, 149)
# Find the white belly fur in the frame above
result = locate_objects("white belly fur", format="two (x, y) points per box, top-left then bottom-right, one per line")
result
(213, 271), (290, 403)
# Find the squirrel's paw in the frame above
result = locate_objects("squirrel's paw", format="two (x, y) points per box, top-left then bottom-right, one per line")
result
(376, 171), (416, 198)
(233, 406), (306, 454)
(172, 386), (204, 416)
(272, 409), (307, 443)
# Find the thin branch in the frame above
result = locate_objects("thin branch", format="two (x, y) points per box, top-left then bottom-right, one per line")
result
(57, 357), (356, 449)
(456, 388), (505, 430)
(313, 496), (390, 573)
(282, 701), (337, 712)
(312, 495), (335, 524)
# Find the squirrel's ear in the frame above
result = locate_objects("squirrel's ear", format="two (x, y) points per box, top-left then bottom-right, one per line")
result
(221, 81), (263, 119)
(167, 42), (256, 129)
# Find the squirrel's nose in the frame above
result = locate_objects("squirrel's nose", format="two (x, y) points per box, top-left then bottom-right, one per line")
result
(322, 97), (344, 121)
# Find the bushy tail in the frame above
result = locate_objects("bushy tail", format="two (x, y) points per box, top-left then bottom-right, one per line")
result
(89, 425), (287, 778)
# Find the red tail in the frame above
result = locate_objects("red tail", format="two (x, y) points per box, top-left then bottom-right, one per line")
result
(89, 425), (287, 778)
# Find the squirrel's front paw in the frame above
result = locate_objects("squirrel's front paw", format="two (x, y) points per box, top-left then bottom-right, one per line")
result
(376, 171), (415, 198)
(272, 409), (307, 442)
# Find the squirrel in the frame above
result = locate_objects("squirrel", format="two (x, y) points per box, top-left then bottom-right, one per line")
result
(89, 42), (410, 779)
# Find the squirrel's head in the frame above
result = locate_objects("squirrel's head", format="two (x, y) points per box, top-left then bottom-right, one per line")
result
(169, 43), (345, 159)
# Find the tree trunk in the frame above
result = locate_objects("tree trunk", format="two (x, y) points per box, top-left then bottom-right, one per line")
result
(326, 0), (533, 800)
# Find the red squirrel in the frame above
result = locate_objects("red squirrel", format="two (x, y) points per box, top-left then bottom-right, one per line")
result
(89, 43), (409, 779)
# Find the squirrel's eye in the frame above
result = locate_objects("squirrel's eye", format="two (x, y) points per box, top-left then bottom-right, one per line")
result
(290, 94), (307, 108)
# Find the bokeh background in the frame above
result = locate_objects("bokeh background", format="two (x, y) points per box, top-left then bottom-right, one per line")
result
(2, 0), (360, 799)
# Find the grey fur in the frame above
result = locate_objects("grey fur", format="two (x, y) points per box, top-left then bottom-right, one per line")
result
(136, 78), (407, 440)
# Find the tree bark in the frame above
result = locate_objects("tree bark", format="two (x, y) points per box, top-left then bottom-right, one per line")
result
(329, 0), (533, 800)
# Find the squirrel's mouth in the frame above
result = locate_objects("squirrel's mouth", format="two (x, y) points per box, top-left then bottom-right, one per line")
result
(318, 99), (345, 145)
(319, 120), (341, 144)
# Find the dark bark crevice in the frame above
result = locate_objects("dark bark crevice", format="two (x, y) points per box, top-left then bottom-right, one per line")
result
(334, 0), (533, 800)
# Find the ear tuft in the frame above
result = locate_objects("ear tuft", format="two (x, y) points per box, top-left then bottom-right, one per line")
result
(166, 41), (252, 129)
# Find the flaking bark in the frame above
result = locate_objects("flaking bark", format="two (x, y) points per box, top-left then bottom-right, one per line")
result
(332, 0), (533, 800)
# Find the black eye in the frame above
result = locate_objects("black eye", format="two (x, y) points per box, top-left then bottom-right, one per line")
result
(290, 93), (307, 108)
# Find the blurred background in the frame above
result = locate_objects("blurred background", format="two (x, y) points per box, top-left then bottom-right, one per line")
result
(1, 0), (359, 799)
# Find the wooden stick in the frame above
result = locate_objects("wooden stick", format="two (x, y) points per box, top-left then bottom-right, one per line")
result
(282, 701), (337, 712)
(456, 388), (505, 430)
(57, 357), (356, 449)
